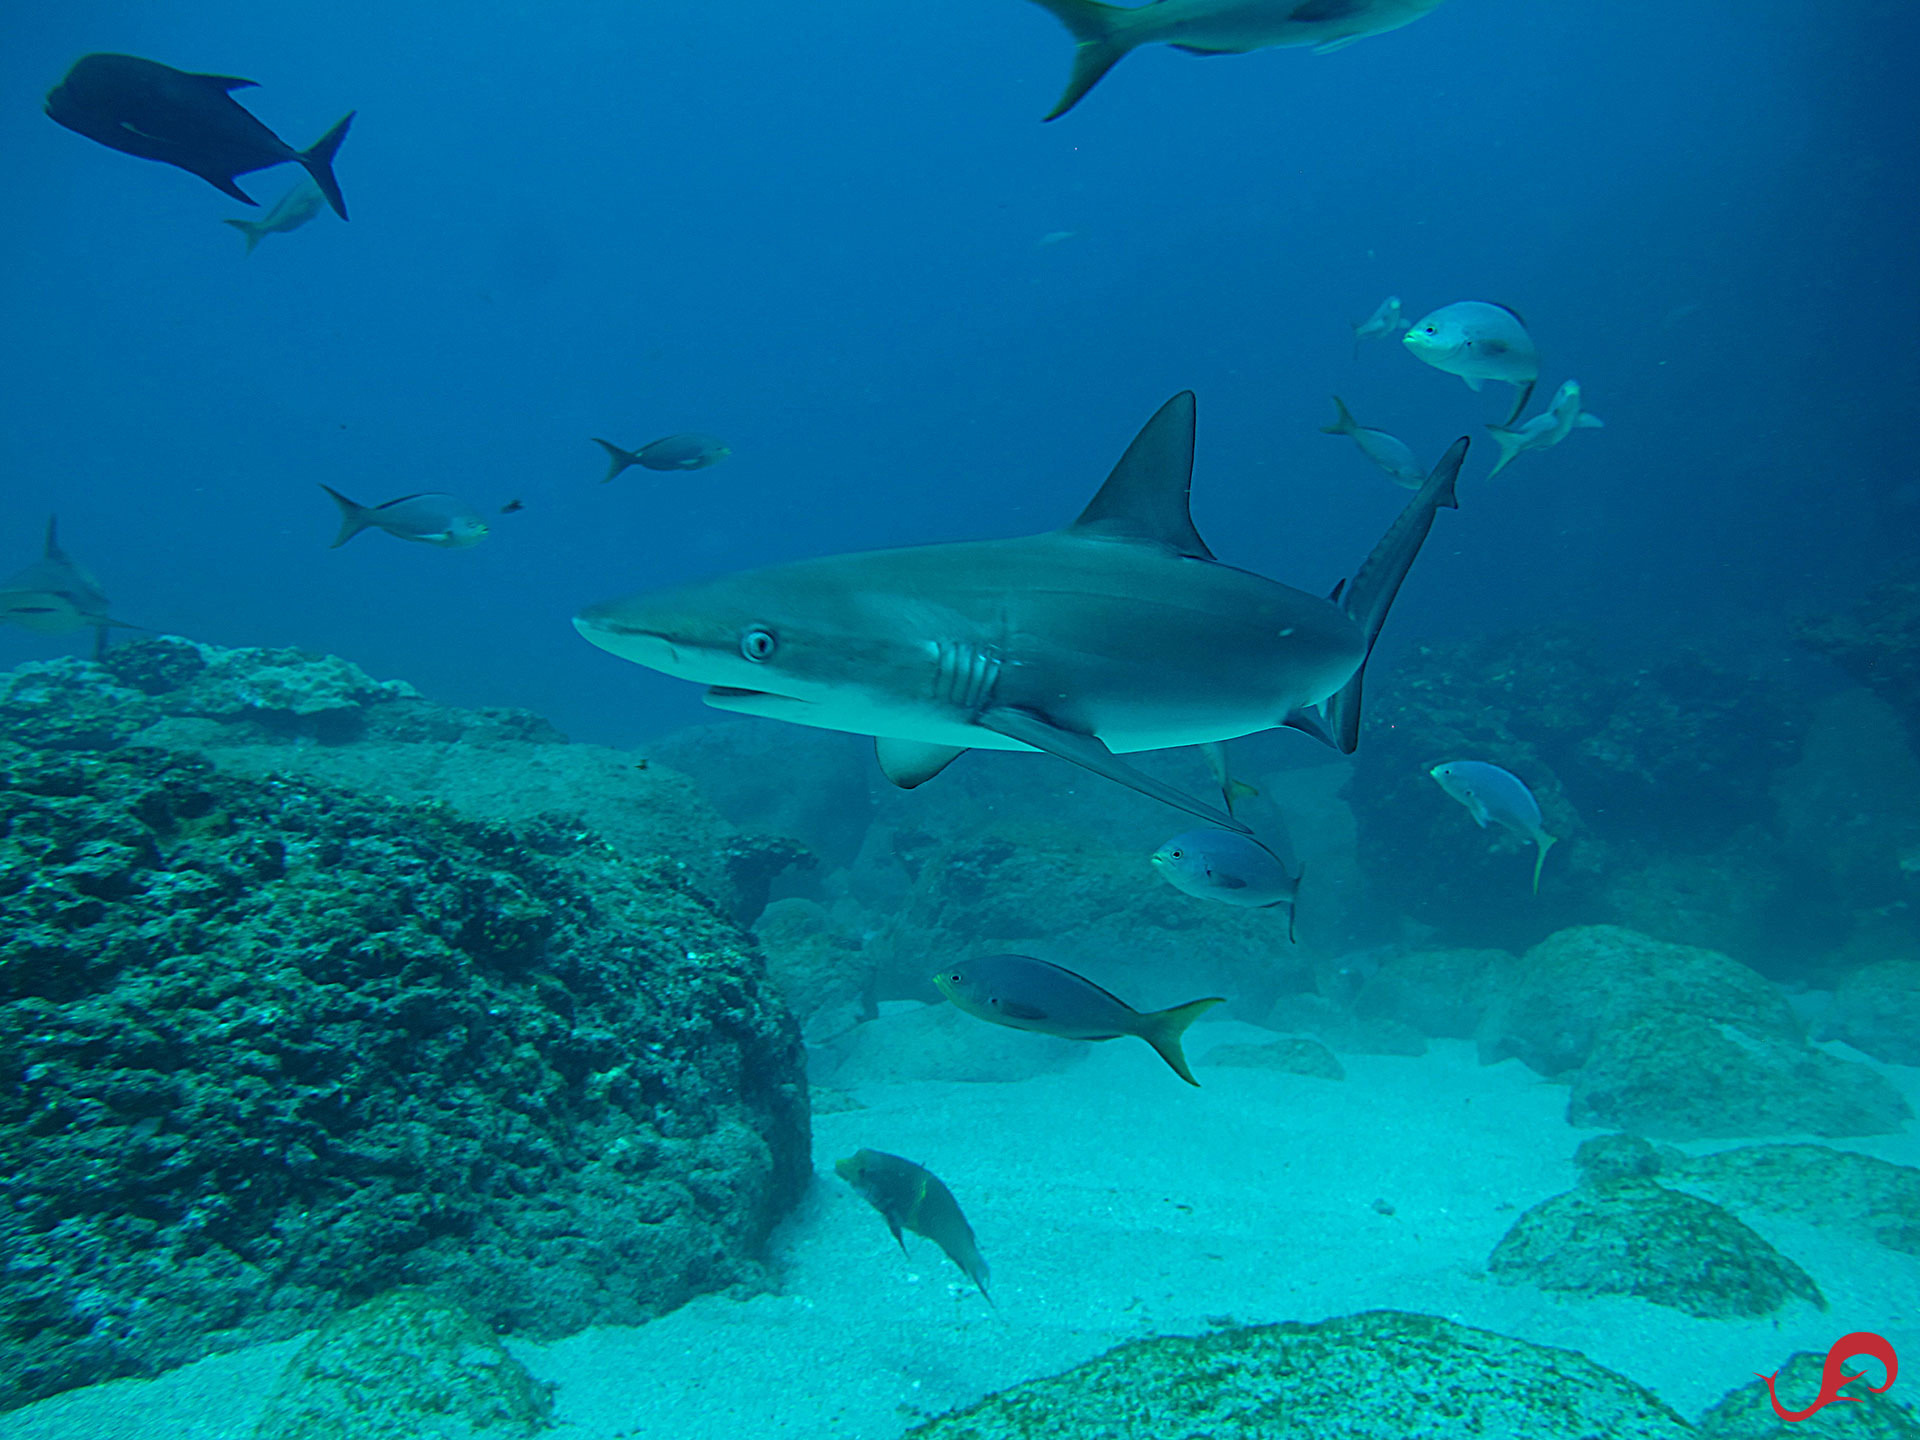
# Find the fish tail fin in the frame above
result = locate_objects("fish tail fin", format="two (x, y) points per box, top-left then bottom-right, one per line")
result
(1483, 422), (1528, 477)
(1504, 378), (1535, 425)
(319, 483), (373, 548)
(1224, 776), (1258, 814)
(1531, 832), (1557, 894)
(223, 218), (262, 255)
(299, 111), (354, 221)
(1139, 996), (1225, 1087)
(1325, 436), (1467, 753)
(592, 438), (640, 483)
(1320, 395), (1358, 437)
(1025, 0), (1132, 120)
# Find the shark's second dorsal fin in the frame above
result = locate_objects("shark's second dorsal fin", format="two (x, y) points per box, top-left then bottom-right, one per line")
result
(1069, 391), (1214, 560)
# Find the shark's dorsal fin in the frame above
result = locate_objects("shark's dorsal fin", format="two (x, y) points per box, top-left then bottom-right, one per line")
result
(43, 516), (65, 563)
(1069, 392), (1214, 560)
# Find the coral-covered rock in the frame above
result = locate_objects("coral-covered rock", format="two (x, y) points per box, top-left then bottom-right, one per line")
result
(1488, 1181), (1825, 1319)
(904, 1310), (1694, 1439)
(1477, 925), (1798, 1076)
(1668, 1144), (1920, 1257)
(1799, 572), (1920, 748)
(1567, 1007), (1909, 1139)
(252, 1287), (551, 1440)
(1817, 958), (1920, 1065)
(1698, 1345), (1919, 1438)
(1351, 946), (1513, 1039)
(0, 742), (808, 1411)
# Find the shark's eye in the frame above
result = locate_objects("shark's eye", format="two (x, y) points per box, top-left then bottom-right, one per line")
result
(740, 628), (777, 662)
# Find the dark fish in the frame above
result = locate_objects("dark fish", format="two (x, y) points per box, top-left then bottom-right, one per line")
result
(835, 1149), (992, 1303)
(934, 953), (1222, 1086)
(0, 518), (143, 658)
(592, 433), (732, 482)
(45, 53), (353, 219)
(319, 486), (490, 549)
(500, 498), (526, 514)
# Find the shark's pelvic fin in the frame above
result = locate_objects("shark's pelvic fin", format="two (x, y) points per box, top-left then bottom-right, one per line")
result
(876, 738), (967, 788)
(1324, 435), (1467, 753)
(1069, 391), (1214, 559)
(978, 706), (1249, 833)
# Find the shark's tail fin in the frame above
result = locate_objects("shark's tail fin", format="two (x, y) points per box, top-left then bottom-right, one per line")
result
(592, 438), (641, 484)
(1325, 436), (1467, 753)
(223, 218), (264, 255)
(300, 112), (354, 221)
(1484, 422), (1528, 477)
(319, 483), (374, 548)
(1025, 0), (1133, 120)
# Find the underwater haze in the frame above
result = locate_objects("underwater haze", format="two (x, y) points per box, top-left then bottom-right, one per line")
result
(5, 1), (1920, 1437)
(4, 1), (1916, 738)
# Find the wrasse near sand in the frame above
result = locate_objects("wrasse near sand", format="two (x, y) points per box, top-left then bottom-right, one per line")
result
(1023, 0), (1452, 119)
(574, 393), (1468, 831)
(45, 53), (353, 218)
(835, 1149), (993, 1302)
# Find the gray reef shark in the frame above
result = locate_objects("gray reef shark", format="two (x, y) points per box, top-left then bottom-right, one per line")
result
(0, 517), (141, 658)
(575, 393), (1464, 831)
(1023, 0), (1452, 120)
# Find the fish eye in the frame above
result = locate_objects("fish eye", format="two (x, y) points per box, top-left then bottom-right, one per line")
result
(1169, 848), (1184, 859)
(740, 628), (777, 662)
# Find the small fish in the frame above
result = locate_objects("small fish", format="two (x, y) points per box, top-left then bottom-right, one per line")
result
(222, 175), (326, 254)
(45, 53), (353, 218)
(1037, 230), (1080, 246)
(592, 434), (732, 482)
(1403, 301), (1539, 423)
(319, 485), (489, 549)
(1320, 396), (1426, 490)
(1151, 829), (1301, 938)
(0, 518), (143, 657)
(1483, 380), (1605, 477)
(499, 498), (525, 514)
(1023, 0), (1453, 120)
(835, 1149), (992, 1302)
(1351, 295), (1408, 353)
(934, 953), (1222, 1086)
(1429, 760), (1557, 892)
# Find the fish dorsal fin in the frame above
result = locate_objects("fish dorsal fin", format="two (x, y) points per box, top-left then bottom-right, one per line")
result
(43, 516), (64, 562)
(1069, 391), (1213, 560)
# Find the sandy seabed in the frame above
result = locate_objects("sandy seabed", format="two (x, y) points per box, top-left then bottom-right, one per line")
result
(4, 1025), (1916, 1440)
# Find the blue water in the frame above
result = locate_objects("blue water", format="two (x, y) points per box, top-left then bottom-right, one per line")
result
(5, 1), (1914, 744)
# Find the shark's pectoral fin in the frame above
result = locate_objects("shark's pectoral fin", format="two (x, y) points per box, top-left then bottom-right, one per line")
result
(1462, 376), (1484, 393)
(977, 706), (1250, 833)
(875, 738), (967, 789)
(1281, 706), (1338, 749)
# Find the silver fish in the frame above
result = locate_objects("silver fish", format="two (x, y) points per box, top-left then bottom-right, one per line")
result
(1430, 759), (1557, 892)
(1321, 396), (1425, 490)
(1403, 301), (1539, 423)
(934, 952), (1222, 1085)
(1351, 295), (1408, 353)
(1484, 380), (1604, 477)
(319, 486), (489, 549)
(223, 175), (326, 254)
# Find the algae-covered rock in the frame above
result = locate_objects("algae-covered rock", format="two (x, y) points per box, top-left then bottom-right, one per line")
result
(1201, 1037), (1344, 1079)
(1799, 574), (1920, 748)
(1488, 1180), (1826, 1319)
(1572, 1132), (1665, 1185)
(1817, 958), (1920, 1065)
(1261, 991), (1427, 1056)
(1698, 1346), (1918, 1439)
(1568, 1006), (1910, 1140)
(753, 897), (876, 1021)
(904, 1309), (1694, 1439)
(253, 1288), (551, 1440)
(1668, 1144), (1920, 1255)
(0, 742), (808, 1411)
(1478, 925), (1799, 1076)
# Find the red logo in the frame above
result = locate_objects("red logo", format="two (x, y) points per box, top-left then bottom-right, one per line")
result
(1758, 1332), (1898, 1422)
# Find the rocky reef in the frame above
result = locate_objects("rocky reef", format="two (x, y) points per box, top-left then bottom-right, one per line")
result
(1799, 571), (1920, 748)
(0, 640), (810, 1411)
(1344, 628), (1810, 954)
